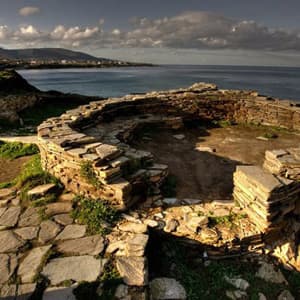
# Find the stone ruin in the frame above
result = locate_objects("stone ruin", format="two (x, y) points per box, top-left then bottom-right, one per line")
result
(37, 82), (300, 271)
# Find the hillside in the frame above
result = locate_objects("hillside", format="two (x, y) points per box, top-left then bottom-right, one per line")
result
(0, 47), (109, 62)
(0, 70), (38, 95)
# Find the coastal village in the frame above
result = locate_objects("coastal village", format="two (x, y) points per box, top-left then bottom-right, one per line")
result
(0, 70), (299, 299)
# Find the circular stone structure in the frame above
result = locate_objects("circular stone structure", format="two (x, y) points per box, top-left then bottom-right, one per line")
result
(38, 82), (300, 210)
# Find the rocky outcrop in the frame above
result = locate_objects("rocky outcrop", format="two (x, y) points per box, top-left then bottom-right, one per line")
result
(0, 69), (93, 123)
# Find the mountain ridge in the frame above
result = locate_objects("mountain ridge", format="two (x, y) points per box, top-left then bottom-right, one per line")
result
(0, 47), (110, 61)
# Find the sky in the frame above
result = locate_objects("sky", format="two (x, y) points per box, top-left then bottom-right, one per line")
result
(0, 0), (300, 66)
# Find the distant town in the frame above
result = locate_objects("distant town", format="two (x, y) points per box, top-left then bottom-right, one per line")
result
(0, 58), (152, 70)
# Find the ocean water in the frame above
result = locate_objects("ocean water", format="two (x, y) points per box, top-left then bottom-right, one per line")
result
(19, 65), (300, 101)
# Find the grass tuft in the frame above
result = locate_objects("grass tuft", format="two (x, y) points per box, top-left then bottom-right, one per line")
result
(80, 161), (102, 188)
(71, 196), (119, 235)
(0, 141), (39, 159)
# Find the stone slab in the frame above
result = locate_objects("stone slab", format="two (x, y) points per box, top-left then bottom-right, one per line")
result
(18, 245), (52, 283)
(0, 230), (25, 253)
(42, 256), (107, 285)
(57, 235), (105, 255)
(116, 256), (148, 286)
(55, 225), (87, 241)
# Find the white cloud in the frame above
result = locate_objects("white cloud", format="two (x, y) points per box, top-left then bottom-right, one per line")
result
(0, 11), (300, 52)
(0, 25), (9, 40)
(19, 6), (40, 17)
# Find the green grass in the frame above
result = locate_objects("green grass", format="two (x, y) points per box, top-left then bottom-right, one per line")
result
(208, 212), (247, 229)
(80, 161), (102, 189)
(0, 154), (62, 205)
(152, 241), (299, 300)
(0, 141), (39, 159)
(19, 102), (82, 128)
(263, 131), (279, 139)
(212, 119), (235, 128)
(71, 196), (119, 235)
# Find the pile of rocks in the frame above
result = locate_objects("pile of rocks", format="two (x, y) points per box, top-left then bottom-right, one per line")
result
(264, 148), (300, 180)
(233, 166), (300, 231)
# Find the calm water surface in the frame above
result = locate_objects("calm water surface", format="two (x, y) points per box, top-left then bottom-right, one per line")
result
(19, 65), (300, 101)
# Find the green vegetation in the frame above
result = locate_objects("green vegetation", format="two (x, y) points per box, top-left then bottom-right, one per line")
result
(263, 131), (279, 139)
(71, 196), (119, 235)
(213, 119), (235, 128)
(153, 241), (300, 300)
(80, 161), (102, 189)
(0, 70), (14, 80)
(19, 102), (82, 128)
(0, 141), (39, 159)
(208, 212), (247, 229)
(160, 174), (177, 197)
(0, 154), (62, 205)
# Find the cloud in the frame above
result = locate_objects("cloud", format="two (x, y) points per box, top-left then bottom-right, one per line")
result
(19, 6), (40, 17)
(1, 11), (300, 52)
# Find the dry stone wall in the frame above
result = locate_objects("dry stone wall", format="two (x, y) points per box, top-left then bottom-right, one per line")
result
(38, 82), (300, 211)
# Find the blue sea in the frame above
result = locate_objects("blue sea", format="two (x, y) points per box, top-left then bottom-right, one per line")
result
(19, 65), (300, 101)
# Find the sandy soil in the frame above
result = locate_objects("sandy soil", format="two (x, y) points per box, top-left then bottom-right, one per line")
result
(133, 125), (300, 202)
(0, 156), (31, 183)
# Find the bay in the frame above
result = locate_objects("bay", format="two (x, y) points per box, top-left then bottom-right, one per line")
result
(19, 65), (300, 101)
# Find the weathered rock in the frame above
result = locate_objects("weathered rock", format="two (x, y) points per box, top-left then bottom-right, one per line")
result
(256, 262), (287, 284)
(125, 234), (149, 257)
(277, 290), (295, 300)
(53, 214), (73, 226)
(163, 198), (178, 206)
(114, 284), (129, 299)
(173, 134), (185, 140)
(45, 203), (72, 217)
(164, 219), (179, 233)
(42, 256), (107, 285)
(196, 146), (216, 153)
(18, 207), (41, 227)
(57, 235), (105, 255)
(0, 207), (21, 228)
(0, 230), (25, 253)
(224, 276), (250, 291)
(0, 254), (17, 284)
(42, 285), (77, 300)
(27, 184), (56, 199)
(186, 216), (208, 233)
(58, 193), (75, 202)
(55, 225), (86, 241)
(0, 284), (17, 299)
(106, 240), (126, 255)
(143, 219), (159, 228)
(150, 278), (187, 300)
(18, 245), (52, 283)
(258, 293), (267, 300)
(14, 227), (39, 240)
(119, 222), (148, 234)
(226, 290), (247, 300)
(0, 188), (15, 200)
(38, 220), (61, 244)
(116, 257), (148, 286)
(17, 283), (37, 300)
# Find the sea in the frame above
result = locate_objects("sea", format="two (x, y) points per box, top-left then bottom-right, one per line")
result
(19, 65), (300, 101)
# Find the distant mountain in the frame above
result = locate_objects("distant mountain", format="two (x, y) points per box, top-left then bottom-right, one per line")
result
(0, 47), (109, 61)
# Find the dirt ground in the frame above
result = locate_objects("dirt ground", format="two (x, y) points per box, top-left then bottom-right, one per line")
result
(0, 156), (31, 183)
(133, 124), (300, 202)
